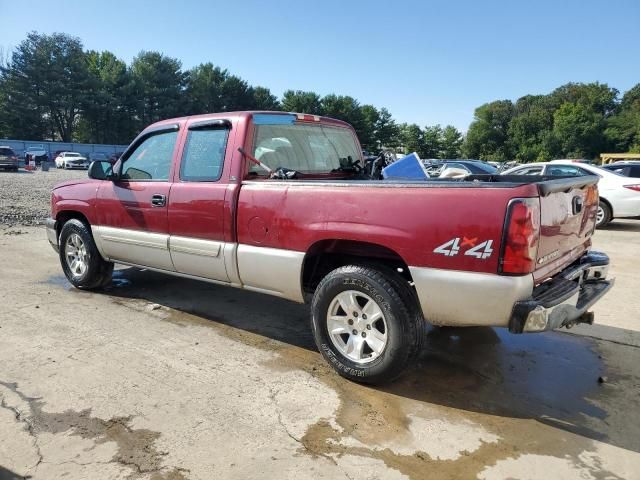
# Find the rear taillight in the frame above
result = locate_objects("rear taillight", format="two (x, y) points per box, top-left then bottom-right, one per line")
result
(585, 184), (599, 205)
(624, 185), (640, 192)
(500, 198), (541, 274)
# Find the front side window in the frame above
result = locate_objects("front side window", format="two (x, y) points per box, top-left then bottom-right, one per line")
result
(180, 128), (229, 181)
(252, 123), (360, 174)
(121, 130), (178, 181)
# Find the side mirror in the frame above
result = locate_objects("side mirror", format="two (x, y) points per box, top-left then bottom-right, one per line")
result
(88, 160), (115, 180)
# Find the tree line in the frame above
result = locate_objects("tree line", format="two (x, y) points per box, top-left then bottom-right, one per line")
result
(0, 32), (463, 158)
(1, 32), (638, 161)
(465, 82), (640, 161)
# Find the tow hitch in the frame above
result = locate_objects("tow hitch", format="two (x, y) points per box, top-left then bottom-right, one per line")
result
(564, 311), (595, 329)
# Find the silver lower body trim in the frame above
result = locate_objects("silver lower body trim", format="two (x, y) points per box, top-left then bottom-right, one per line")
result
(90, 225), (304, 303)
(237, 244), (305, 303)
(169, 235), (228, 281)
(409, 266), (534, 327)
(45, 218), (59, 253)
(113, 260), (242, 289)
(93, 225), (174, 271)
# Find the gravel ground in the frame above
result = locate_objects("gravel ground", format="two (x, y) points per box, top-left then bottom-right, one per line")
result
(0, 168), (87, 226)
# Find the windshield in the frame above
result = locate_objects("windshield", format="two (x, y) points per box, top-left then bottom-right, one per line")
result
(252, 123), (361, 174)
(0, 148), (14, 155)
(66, 153), (82, 157)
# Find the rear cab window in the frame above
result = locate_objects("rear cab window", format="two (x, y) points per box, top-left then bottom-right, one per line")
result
(249, 114), (361, 176)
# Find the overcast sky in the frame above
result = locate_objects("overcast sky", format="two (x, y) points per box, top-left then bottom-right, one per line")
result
(2, 0), (639, 130)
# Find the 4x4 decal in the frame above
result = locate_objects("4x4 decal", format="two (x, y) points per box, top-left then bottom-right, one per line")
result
(433, 237), (494, 259)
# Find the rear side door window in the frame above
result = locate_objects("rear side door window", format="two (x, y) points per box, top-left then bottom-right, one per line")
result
(546, 165), (586, 176)
(121, 130), (178, 181)
(180, 127), (229, 182)
(515, 166), (543, 175)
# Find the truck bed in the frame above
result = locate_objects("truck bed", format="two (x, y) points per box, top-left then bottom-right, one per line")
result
(238, 174), (599, 279)
(245, 174), (598, 194)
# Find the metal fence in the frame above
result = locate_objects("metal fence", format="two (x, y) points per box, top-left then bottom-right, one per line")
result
(0, 138), (129, 159)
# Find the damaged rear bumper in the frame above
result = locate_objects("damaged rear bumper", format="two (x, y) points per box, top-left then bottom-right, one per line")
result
(509, 251), (614, 333)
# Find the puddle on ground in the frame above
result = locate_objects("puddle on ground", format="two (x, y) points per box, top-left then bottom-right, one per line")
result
(45, 266), (640, 479)
(0, 381), (189, 479)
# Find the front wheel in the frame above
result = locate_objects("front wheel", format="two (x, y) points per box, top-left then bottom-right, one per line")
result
(311, 265), (423, 384)
(59, 219), (113, 289)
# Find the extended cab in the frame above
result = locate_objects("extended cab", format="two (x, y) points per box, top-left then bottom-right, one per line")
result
(47, 111), (613, 383)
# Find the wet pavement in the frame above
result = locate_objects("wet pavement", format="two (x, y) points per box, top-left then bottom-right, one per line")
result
(1, 228), (639, 479)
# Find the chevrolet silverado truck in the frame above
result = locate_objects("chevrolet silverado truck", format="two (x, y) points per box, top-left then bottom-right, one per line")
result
(46, 111), (614, 383)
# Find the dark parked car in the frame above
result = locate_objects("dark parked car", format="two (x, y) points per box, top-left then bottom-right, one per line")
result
(602, 162), (640, 178)
(0, 146), (19, 171)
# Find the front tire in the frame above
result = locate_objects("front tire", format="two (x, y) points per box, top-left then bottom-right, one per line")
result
(59, 219), (113, 289)
(311, 265), (423, 384)
(596, 201), (612, 228)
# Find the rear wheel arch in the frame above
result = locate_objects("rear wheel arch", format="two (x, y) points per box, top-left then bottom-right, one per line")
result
(301, 239), (415, 296)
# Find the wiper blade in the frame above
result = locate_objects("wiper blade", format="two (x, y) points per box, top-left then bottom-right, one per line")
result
(238, 147), (273, 174)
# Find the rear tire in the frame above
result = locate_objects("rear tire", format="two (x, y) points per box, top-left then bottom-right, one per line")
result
(59, 219), (113, 290)
(311, 265), (424, 384)
(596, 201), (612, 228)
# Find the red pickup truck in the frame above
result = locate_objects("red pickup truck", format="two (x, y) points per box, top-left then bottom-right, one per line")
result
(47, 111), (613, 383)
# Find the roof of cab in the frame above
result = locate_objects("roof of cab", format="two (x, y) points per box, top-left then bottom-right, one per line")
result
(146, 111), (353, 130)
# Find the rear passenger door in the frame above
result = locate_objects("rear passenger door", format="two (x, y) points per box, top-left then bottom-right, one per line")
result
(167, 119), (233, 282)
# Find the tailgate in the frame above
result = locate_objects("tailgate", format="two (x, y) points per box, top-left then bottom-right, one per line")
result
(534, 176), (599, 282)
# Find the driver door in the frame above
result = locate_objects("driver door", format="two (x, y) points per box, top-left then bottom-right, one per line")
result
(93, 125), (180, 271)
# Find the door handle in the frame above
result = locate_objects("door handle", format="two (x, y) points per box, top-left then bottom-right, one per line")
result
(151, 194), (166, 207)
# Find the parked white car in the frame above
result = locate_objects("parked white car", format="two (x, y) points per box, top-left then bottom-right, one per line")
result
(502, 160), (640, 227)
(55, 152), (89, 170)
